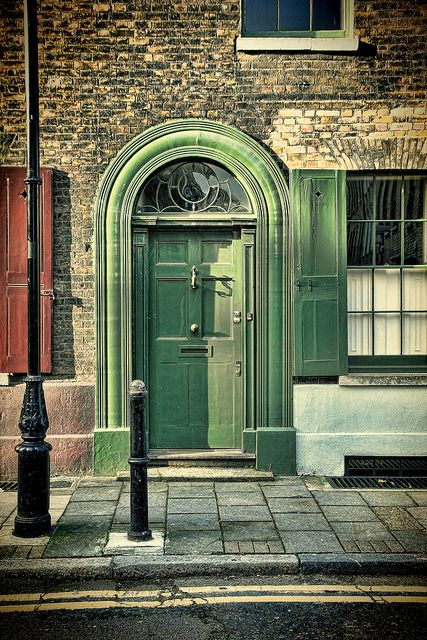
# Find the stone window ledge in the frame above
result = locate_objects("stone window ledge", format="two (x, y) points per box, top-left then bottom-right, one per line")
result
(339, 374), (427, 386)
(236, 36), (359, 53)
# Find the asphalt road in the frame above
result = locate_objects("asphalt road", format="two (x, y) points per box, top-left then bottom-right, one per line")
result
(1, 575), (426, 640)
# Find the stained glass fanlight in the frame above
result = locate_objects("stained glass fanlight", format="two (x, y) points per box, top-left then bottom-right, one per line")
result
(136, 160), (252, 214)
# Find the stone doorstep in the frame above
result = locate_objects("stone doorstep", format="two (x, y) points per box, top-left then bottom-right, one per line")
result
(104, 530), (164, 555)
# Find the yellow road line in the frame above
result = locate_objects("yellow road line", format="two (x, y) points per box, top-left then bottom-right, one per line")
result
(2, 583), (426, 604)
(180, 584), (427, 595)
(1, 593), (427, 614)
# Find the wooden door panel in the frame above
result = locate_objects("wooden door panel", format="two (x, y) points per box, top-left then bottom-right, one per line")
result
(0, 166), (53, 373)
(149, 229), (242, 449)
(201, 278), (233, 338)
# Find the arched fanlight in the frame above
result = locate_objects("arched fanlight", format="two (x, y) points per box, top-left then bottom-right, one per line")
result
(135, 160), (252, 214)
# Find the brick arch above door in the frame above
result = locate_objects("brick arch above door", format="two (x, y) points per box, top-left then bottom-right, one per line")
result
(94, 119), (295, 475)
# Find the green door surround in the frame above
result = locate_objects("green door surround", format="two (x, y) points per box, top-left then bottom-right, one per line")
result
(94, 119), (295, 475)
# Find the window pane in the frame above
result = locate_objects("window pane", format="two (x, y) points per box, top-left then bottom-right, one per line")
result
(348, 223), (374, 265)
(405, 222), (426, 265)
(279, 0), (310, 31)
(312, 0), (341, 30)
(376, 177), (402, 220)
(374, 269), (400, 311)
(403, 269), (427, 311)
(245, 0), (277, 32)
(374, 313), (401, 355)
(403, 313), (427, 355)
(376, 223), (401, 265)
(404, 177), (426, 220)
(348, 314), (372, 355)
(347, 177), (374, 220)
(347, 269), (372, 311)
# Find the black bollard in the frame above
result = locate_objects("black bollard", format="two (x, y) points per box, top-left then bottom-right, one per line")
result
(128, 380), (152, 541)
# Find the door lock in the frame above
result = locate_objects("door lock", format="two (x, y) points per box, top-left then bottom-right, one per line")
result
(233, 311), (242, 324)
(235, 361), (242, 377)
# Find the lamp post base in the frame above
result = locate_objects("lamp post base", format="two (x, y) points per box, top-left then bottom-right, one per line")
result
(14, 513), (51, 538)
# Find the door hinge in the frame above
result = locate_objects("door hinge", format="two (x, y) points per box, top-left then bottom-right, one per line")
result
(41, 289), (55, 300)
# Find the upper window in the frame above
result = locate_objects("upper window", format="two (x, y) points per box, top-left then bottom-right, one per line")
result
(347, 174), (427, 370)
(237, 0), (358, 52)
(244, 0), (341, 35)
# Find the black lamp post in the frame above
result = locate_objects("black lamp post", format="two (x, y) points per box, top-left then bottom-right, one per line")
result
(13, 0), (51, 538)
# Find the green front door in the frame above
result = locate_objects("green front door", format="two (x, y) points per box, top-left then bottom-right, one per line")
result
(149, 229), (243, 448)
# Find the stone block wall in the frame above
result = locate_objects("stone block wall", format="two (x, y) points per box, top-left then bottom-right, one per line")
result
(0, 0), (426, 378)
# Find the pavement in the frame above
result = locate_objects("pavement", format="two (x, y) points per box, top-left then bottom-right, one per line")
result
(0, 471), (426, 584)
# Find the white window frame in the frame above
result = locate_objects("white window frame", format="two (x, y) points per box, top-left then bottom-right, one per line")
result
(236, 0), (359, 52)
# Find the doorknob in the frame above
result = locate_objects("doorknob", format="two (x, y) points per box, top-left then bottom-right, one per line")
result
(191, 265), (198, 289)
(235, 361), (242, 377)
(190, 323), (199, 333)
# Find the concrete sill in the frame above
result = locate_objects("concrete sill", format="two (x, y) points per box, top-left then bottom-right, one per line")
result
(339, 374), (427, 386)
(236, 36), (359, 52)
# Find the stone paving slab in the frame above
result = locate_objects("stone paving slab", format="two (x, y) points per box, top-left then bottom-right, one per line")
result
(407, 491), (427, 506)
(58, 514), (114, 529)
(167, 498), (218, 514)
(165, 530), (223, 555)
(312, 491), (367, 506)
(360, 491), (417, 507)
(216, 491), (266, 506)
(274, 513), (331, 531)
(266, 498), (320, 513)
(44, 529), (109, 558)
(373, 506), (425, 530)
(391, 530), (427, 552)
(320, 505), (380, 522)
(167, 513), (220, 531)
(221, 521), (279, 542)
(218, 505), (272, 522)
(331, 521), (396, 541)
(70, 486), (122, 502)
(261, 485), (311, 498)
(0, 526), (49, 546)
(407, 506), (427, 527)
(64, 500), (117, 517)
(113, 507), (166, 525)
(279, 531), (343, 554)
(117, 492), (167, 510)
(168, 485), (215, 498)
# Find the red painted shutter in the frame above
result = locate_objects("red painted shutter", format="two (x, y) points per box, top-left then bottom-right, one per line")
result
(0, 166), (53, 373)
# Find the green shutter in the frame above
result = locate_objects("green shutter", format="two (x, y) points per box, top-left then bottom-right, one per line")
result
(291, 169), (347, 376)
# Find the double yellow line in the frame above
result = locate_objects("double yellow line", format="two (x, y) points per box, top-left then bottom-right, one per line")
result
(1, 584), (426, 613)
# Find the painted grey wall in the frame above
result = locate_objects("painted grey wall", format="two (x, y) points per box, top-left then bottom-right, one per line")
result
(294, 384), (427, 476)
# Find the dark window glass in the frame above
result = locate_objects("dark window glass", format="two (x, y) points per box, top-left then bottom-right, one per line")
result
(245, 0), (277, 32)
(375, 178), (402, 220)
(312, 0), (341, 30)
(347, 177), (374, 220)
(405, 222), (426, 265)
(404, 178), (426, 220)
(279, 0), (310, 31)
(376, 223), (401, 265)
(348, 223), (374, 266)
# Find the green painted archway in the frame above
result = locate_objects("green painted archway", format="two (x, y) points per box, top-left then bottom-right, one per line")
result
(94, 120), (295, 474)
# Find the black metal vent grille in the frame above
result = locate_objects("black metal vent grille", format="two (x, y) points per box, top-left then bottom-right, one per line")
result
(345, 456), (427, 477)
(0, 481), (18, 491)
(327, 476), (427, 490)
(0, 479), (72, 492)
